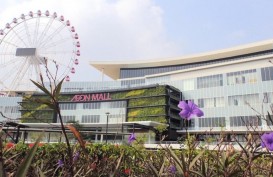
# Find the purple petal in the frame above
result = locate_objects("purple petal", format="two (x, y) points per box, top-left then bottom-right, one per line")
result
(57, 160), (64, 168)
(178, 100), (204, 119)
(265, 142), (273, 151)
(187, 101), (195, 109)
(178, 101), (189, 110)
(169, 165), (176, 174)
(179, 110), (191, 119)
(192, 107), (204, 117)
(128, 133), (136, 144)
(188, 101), (203, 118)
(261, 133), (273, 150)
(261, 141), (265, 148)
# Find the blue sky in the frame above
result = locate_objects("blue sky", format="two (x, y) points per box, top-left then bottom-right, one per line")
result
(1, 0), (273, 81)
(158, 0), (273, 55)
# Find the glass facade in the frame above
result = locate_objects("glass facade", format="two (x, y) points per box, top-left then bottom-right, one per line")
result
(57, 115), (75, 123)
(53, 58), (273, 132)
(227, 69), (257, 85)
(0, 97), (21, 122)
(6, 46), (272, 137)
(197, 74), (223, 89)
(230, 116), (261, 127)
(261, 66), (273, 81)
(199, 117), (225, 127)
(59, 101), (127, 124)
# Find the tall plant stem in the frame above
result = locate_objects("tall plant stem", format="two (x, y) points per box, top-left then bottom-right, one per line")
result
(56, 104), (74, 176)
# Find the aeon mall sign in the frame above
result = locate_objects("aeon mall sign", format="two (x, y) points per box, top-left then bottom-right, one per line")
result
(71, 93), (111, 102)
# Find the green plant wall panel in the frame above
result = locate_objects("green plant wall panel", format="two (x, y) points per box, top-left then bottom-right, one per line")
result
(20, 85), (169, 123)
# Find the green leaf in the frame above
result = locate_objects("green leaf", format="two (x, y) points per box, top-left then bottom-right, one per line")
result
(30, 80), (53, 98)
(0, 132), (7, 177)
(38, 167), (46, 177)
(148, 162), (159, 177)
(54, 78), (64, 99)
(236, 140), (249, 158)
(14, 134), (42, 177)
(267, 112), (273, 125)
(189, 149), (205, 170)
(166, 148), (184, 174)
(110, 151), (124, 177)
(189, 170), (204, 177)
(158, 156), (166, 176)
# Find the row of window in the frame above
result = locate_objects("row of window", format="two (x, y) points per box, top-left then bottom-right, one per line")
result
(261, 66), (273, 81)
(0, 106), (20, 113)
(198, 97), (225, 108)
(230, 116), (261, 127)
(59, 101), (127, 111)
(227, 69), (257, 85)
(82, 115), (100, 123)
(196, 116), (261, 128)
(83, 102), (101, 109)
(228, 94), (259, 106)
(59, 103), (77, 110)
(199, 117), (226, 127)
(197, 93), (268, 108)
(57, 116), (75, 123)
(172, 66), (273, 91)
(60, 114), (126, 123)
(59, 114), (266, 127)
(197, 74), (223, 89)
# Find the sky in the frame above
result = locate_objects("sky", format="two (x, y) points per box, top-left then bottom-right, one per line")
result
(1, 0), (273, 82)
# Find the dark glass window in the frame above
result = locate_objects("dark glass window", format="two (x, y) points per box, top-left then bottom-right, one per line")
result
(266, 114), (273, 126)
(199, 117), (226, 127)
(261, 66), (273, 81)
(83, 102), (101, 109)
(197, 74), (223, 89)
(230, 116), (261, 127)
(198, 99), (204, 108)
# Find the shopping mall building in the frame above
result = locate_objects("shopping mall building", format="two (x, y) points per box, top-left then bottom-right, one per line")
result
(1, 39), (273, 143)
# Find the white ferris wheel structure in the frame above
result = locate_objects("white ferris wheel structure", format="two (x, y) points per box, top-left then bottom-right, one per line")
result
(0, 10), (80, 95)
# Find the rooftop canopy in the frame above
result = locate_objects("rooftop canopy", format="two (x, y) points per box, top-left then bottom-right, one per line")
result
(90, 39), (273, 80)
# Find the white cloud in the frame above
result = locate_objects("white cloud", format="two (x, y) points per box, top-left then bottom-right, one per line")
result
(0, 0), (177, 81)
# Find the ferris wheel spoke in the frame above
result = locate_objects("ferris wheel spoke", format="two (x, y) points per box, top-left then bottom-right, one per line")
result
(0, 57), (22, 68)
(37, 17), (54, 46)
(38, 25), (66, 48)
(9, 59), (29, 90)
(10, 28), (29, 47)
(0, 52), (16, 56)
(0, 59), (26, 85)
(0, 39), (19, 48)
(33, 17), (40, 46)
(40, 50), (73, 54)
(42, 37), (72, 49)
(23, 20), (33, 46)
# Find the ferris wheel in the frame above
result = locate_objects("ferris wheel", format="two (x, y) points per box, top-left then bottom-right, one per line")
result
(0, 10), (80, 93)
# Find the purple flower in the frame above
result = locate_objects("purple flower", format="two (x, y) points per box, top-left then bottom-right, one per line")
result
(261, 132), (273, 151)
(128, 133), (136, 144)
(73, 151), (80, 162)
(169, 165), (176, 174)
(178, 101), (204, 120)
(57, 159), (64, 168)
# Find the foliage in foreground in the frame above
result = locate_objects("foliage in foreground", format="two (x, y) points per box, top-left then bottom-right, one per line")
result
(2, 133), (273, 177)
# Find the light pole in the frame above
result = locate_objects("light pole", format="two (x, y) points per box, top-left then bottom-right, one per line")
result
(105, 112), (110, 144)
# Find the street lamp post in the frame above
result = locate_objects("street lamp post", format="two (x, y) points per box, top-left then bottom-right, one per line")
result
(105, 112), (110, 144)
